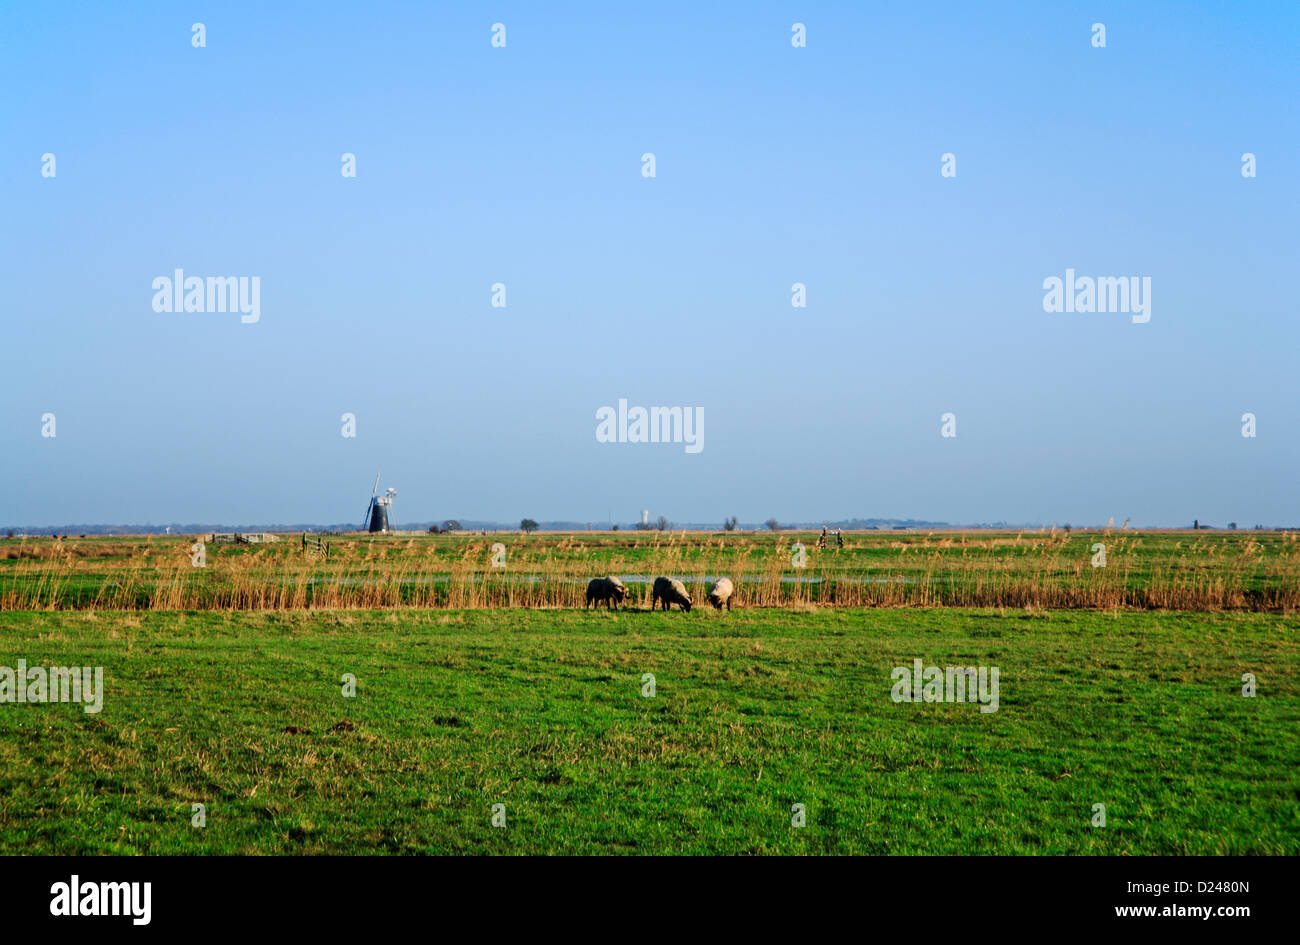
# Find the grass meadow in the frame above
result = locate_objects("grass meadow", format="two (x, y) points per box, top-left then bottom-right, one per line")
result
(3, 528), (1299, 611)
(0, 605), (1295, 855)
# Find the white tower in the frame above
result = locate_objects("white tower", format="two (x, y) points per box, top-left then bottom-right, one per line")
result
(641, 510), (649, 526)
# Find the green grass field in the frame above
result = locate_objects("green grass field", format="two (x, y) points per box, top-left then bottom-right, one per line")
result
(1, 607), (1295, 854)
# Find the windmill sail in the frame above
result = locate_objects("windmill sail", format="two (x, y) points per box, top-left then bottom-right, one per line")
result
(362, 471), (381, 531)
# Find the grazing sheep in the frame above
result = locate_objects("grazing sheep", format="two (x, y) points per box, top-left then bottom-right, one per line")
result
(707, 577), (734, 611)
(651, 577), (692, 612)
(586, 576), (628, 610)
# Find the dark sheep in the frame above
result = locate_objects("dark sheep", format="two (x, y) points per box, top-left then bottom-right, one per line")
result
(586, 576), (628, 609)
(651, 577), (692, 612)
(707, 577), (734, 611)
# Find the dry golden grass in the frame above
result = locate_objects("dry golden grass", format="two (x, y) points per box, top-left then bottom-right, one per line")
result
(1, 529), (1296, 613)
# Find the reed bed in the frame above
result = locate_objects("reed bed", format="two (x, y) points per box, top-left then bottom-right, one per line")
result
(1, 530), (1297, 613)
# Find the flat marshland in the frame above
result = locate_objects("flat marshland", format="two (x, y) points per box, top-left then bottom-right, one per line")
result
(0, 531), (1296, 854)
(2, 529), (1298, 611)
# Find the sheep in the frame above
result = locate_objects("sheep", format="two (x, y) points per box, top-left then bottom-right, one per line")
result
(586, 576), (628, 610)
(651, 577), (692, 612)
(707, 577), (734, 611)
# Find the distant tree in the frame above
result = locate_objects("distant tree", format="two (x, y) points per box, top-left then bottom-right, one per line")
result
(443, 520), (461, 532)
(723, 516), (738, 532)
(520, 518), (539, 533)
(1228, 522), (1237, 530)
(427, 524), (441, 534)
(1063, 524), (1072, 534)
(765, 518), (780, 532)
(1193, 519), (1199, 530)
(4, 530), (12, 538)
(611, 524), (619, 531)
(656, 515), (668, 531)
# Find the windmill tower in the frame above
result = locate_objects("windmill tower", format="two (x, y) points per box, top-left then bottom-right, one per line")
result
(362, 472), (397, 533)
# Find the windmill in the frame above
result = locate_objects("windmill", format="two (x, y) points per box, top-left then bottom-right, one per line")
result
(361, 472), (397, 533)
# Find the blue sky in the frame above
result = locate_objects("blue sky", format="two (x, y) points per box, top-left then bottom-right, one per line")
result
(2, 1), (1297, 528)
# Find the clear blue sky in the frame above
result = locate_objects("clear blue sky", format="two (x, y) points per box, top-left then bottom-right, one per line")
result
(2, 1), (1297, 528)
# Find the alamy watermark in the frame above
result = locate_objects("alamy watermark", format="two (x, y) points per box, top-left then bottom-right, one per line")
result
(1, 660), (104, 713)
(152, 269), (260, 323)
(50, 875), (150, 925)
(1042, 269), (1150, 324)
(891, 659), (999, 713)
(596, 398), (703, 454)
